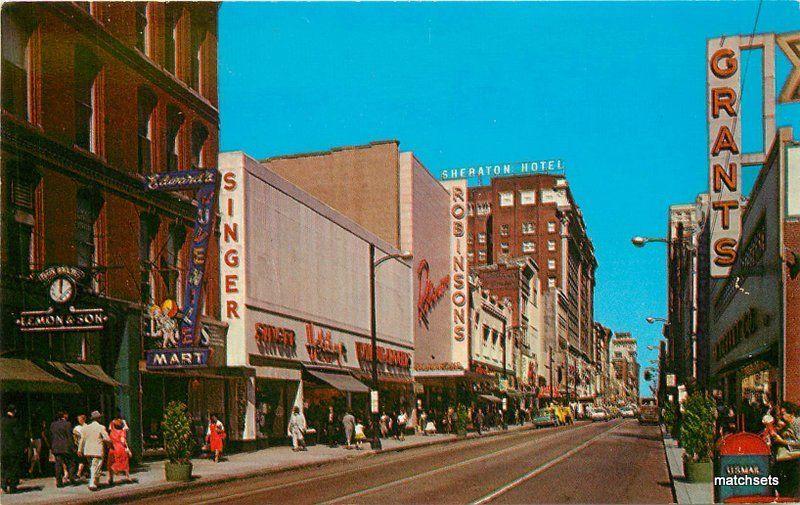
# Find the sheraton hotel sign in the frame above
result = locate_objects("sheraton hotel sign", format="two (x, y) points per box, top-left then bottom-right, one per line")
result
(440, 159), (564, 181)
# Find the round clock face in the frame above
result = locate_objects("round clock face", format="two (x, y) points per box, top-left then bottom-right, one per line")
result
(49, 277), (75, 304)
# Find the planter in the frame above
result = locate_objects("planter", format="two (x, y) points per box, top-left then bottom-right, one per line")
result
(164, 461), (193, 482)
(457, 428), (467, 438)
(684, 457), (713, 483)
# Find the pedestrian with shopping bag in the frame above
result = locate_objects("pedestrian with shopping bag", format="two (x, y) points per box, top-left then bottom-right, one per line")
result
(206, 414), (226, 463)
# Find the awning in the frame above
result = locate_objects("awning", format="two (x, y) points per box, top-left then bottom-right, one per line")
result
(479, 394), (502, 403)
(0, 358), (81, 394)
(66, 363), (122, 387)
(304, 367), (370, 393)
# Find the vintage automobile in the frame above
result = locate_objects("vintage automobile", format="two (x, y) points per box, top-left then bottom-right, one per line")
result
(589, 407), (609, 422)
(638, 403), (660, 424)
(620, 406), (636, 418)
(533, 408), (560, 427)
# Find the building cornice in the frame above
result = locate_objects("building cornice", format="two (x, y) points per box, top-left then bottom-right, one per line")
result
(2, 113), (197, 221)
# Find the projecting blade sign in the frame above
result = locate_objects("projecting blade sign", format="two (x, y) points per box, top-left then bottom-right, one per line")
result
(143, 169), (219, 369)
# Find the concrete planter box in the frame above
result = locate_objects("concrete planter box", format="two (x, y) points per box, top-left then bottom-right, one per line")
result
(684, 457), (713, 483)
(164, 461), (193, 482)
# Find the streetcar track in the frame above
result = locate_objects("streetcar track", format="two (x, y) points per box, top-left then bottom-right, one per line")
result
(181, 423), (583, 505)
(471, 420), (628, 505)
(318, 421), (610, 505)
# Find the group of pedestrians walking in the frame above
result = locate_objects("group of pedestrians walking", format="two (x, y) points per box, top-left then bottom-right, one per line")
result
(1, 405), (131, 494)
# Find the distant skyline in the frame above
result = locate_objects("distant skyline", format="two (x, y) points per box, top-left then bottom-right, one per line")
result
(218, 1), (800, 394)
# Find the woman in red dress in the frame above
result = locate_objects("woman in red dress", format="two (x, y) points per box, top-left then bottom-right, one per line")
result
(108, 418), (130, 484)
(206, 414), (225, 463)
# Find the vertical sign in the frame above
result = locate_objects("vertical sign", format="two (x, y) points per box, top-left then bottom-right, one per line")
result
(707, 38), (742, 278)
(219, 165), (247, 365)
(443, 180), (469, 367)
(144, 169), (218, 347)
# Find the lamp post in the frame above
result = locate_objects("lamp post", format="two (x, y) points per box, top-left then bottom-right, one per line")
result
(369, 245), (411, 450)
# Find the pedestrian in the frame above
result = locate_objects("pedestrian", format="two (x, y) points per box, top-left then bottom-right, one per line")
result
(473, 408), (484, 435)
(354, 419), (366, 449)
(379, 412), (390, 439)
(107, 418), (131, 484)
(73, 414), (88, 479)
(206, 414), (226, 463)
(419, 411), (428, 436)
(77, 411), (110, 491)
(287, 406), (307, 451)
(326, 406), (338, 447)
(342, 410), (356, 449)
(396, 409), (407, 441)
(27, 425), (43, 477)
(1, 405), (24, 494)
(50, 411), (77, 487)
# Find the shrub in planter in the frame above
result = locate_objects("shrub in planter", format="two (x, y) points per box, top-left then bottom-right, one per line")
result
(162, 400), (194, 482)
(662, 403), (678, 439)
(680, 392), (716, 483)
(455, 405), (469, 437)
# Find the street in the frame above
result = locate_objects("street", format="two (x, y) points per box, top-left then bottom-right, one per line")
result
(127, 420), (672, 505)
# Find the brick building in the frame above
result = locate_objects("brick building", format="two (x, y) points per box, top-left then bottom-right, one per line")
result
(467, 174), (597, 403)
(1, 2), (224, 458)
(610, 333), (639, 402)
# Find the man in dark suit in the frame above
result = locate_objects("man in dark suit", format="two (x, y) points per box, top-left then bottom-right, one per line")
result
(50, 411), (77, 487)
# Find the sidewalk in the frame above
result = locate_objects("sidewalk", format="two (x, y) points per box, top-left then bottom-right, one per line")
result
(661, 425), (714, 504)
(1, 423), (535, 505)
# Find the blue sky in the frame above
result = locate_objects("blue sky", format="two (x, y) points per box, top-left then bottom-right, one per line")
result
(218, 1), (800, 395)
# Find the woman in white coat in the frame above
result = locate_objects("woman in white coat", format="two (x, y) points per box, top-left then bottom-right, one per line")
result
(287, 406), (307, 451)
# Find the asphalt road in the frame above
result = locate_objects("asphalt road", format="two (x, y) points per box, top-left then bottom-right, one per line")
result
(128, 419), (673, 505)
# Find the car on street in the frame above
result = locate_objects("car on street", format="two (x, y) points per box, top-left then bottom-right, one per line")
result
(638, 403), (660, 424)
(620, 406), (636, 418)
(533, 408), (560, 427)
(589, 408), (608, 422)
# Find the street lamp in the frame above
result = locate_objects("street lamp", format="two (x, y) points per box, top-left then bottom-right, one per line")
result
(369, 245), (412, 450)
(631, 236), (668, 248)
(645, 317), (668, 324)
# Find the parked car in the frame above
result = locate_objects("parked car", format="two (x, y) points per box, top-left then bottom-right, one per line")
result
(620, 406), (636, 418)
(589, 408), (608, 422)
(638, 404), (659, 424)
(533, 408), (559, 427)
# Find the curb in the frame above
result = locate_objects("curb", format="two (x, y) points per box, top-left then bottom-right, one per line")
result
(660, 424), (679, 504)
(74, 423), (540, 504)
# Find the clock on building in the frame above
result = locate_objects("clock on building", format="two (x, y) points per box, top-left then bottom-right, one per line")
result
(49, 277), (75, 304)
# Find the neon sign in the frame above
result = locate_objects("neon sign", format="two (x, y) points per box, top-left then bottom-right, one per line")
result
(416, 260), (448, 328)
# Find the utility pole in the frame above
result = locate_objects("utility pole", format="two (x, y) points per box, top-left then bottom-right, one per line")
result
(369, 244), (381, 450)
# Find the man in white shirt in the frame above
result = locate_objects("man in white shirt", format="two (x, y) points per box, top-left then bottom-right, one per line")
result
(77, 411), (109, 490)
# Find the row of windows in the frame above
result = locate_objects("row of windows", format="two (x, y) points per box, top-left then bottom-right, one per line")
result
(471, 221), (557, 242)
(3, 8), (212, 172)
(498, 190), (536, 207)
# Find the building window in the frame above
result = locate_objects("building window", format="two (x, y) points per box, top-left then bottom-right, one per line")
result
(500, 224), (509, 237)
(166, 106), (183, 172)
(500, 242), (509, 253)
(135, 3), (150, 55)
(190, 122), (208, 169)
(548, 221), (557, 233)
(163, 224), (185, 301)
(4, 164), (39, 276)
(548, 277), (556, 288)
(499, 192), (514, 207)
(139, 213), (158, 304)
(164, 7), (178, 74)
(74, 46), (101, 153)
(75, 188), (104, 292)
(190, 16), (206, 92)
(467, 252), (474, 261)
(522, 241), (535, 253)
(520, 190), (536, 205)
(548, 259), (556, 270)
(137, 87), (156, 174)
(522, 222), (535, 235)
(477, 232), (486, 244)
(1, 13), (31, 120)
(478, 251), (487, 261)
(547, 240), (556, 252)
